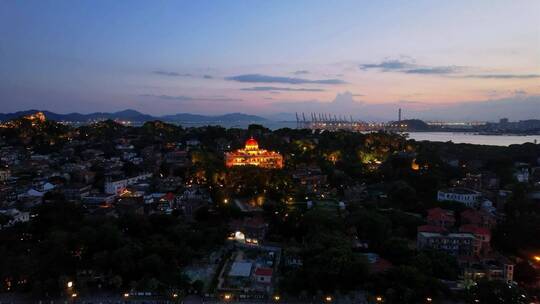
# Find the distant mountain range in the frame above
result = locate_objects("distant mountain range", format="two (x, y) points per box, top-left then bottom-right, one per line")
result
(0, 109), (268, 123)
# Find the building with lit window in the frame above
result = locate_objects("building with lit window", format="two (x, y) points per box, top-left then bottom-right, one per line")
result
(225, 138), (283, 169)
(437, 188), (481, 207)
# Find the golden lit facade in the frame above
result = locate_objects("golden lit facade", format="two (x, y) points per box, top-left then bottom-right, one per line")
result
(225, 138), (283, 169)
(25, 112), (46, 122)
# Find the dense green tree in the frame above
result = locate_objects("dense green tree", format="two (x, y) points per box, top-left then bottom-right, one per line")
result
(465, 280), (530, 304)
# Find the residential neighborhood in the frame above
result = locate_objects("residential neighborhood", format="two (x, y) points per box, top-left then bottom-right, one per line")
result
(0, 112), (539, 303)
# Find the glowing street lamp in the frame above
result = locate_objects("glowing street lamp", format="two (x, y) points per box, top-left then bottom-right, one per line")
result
(376, 296), (384, 302)
(224, 294), (232, 301)
(67, 281), (73, 288)
(71, 293), (77, 298)
(273, 295), (281, 301)
(325, 296), (333, 302)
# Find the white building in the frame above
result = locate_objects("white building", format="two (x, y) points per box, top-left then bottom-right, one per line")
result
(229, 262), (252, 277)
(437, 188), (481, 207)
(105, 173), (152, 195)
(254, 267), (273, 284)
(0, 169), (10, 182)
(0, 209), (30, 228)
(514, 168), (529, 183)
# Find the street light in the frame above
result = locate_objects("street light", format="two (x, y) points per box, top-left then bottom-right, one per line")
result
(123, 293), (130, 298)
(376, 296), (384, 302)
(71, 293), (77, 298)
(273, 295), (280, 301)
(224, 294), (232, 301)
(325, 296), (333, 302)
(426, 297), (433, 302)
(67, 281), (73, 288)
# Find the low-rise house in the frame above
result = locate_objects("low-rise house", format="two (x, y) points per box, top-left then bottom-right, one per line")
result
(455, 173), (482, 191)
(459, 224), (491, 256)
(155, 177), (183, 193)
(462, 255), (514, 283)
(179, 187), (210, 201)
(0, 208), (30, 228)
(514, 168), (530, 183)
(146, 192), (176, 214)
(229, 216), (269, 244)
(82, 193), (115, 205)
(417, 231), (476, 257)
(427, 207), (455, 229)
(460, 209), (496, 229)
(22, 188), (45, 198)
(481, 172), (501, 190)
(254, 267), (273, 284)
(437, 188), (481, 207)
(283, 248), (303, 268)
(176, 187), (212, 218)
(0, 169), (11, 182)
(164, 150), (189, 166)
(104, 173), (152, 195)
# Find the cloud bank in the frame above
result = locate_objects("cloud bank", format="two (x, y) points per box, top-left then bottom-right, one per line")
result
(359, 58), (540, 79)
(359, 58), (464, 75)
(140, 94), (240, 102)
(462, 74), (540, 79)
(241, 86), (325, 92)
(269, 92), (540, 122)
(153, 70), (191, 77)
(225, 74), (346, 84)
(153, 70), (215, 79)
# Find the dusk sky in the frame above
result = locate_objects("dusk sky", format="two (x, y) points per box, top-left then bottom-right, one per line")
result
(1, 1), (539, 121)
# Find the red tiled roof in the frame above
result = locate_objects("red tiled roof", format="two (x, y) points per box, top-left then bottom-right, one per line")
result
(427, 207), (454, 221)
(417, 225), (447, 233)
(164, 192), (175, 201)
(461, 209), (482, 224)
(254, 267), (273, 276)
(459, 224), (490, 236)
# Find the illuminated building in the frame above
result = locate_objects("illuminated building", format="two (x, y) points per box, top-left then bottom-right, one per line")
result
(25, 111), (46, 122)
(225, 138), (283, 169)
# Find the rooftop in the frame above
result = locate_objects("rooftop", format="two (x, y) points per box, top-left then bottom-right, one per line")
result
(459, 224), (491, 236)
(254, 267), (273, 276)
(229, 262), (252, 277)
(427, 207), (455, 220)
(440, 188), (480, 195)
(419, 231), (475, 238)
